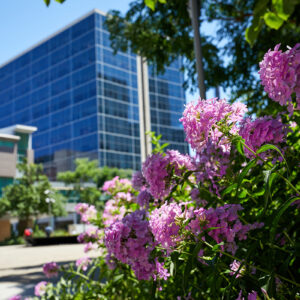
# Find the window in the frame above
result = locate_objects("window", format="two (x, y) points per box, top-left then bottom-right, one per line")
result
(51, 108), (71, 128)
(73, 117), (97, 137)
(51, 92), (71, 112)
(32, 57), (49, 75)
(73, 81), (96, 103)
(72, 65), (95, 87)
(73, 98), (96, 120)
(51, 76), (70, 96)
(72, 48), (95, 71)
(71, 15), (94, 39)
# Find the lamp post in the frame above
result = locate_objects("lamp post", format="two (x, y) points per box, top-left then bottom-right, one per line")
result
(44, 190), (55, 229)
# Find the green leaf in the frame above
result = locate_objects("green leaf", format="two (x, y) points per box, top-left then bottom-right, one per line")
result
(222, 183), (237, 197)
(44, 0), (50, 6)
(253, 0), (269, 15)
(158, 0), (167, 3)
(56, 0), (66, 3)
(183, 241), (202, 291)
(245, 18), (263, 47)
(236, 159), (257, 200)
(272, 0), (291, 21)
(262, 170), (276, 214)
(264, 12), (284, 29)
(269, 196), (300, 242)
(145, 0), (156, 10)
(232, 136), (245, 157)
(256, 144), (289, 174)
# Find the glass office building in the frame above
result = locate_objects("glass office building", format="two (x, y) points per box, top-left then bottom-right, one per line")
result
(0, 9), (188, 179)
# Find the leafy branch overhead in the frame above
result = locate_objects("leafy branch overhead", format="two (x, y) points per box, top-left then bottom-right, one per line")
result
(43, 0), (66, 6)
(246, 0), (300, 46)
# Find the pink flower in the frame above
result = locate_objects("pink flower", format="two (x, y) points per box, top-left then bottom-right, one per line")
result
(142, 151), (194, 199)
(75, 203), (89, 215)
(259, 43), (300, 108)
(229, 260), (244, 278)
(132, 171), (146, 191)
(76, 257), (91, 271)
(75, 203), (97, 224)
(81, 205), (97, 224)
(180, 98), (247, 153)
(136, 190), (152, 208)
(83, 242), (97, 253)
(34, 281), (48, 297)
(105, 210), (155, 280)
(102, 199), (126, 227)
(239, 116), (288, 159)
(102, 176), (132, 195)
(9, 296), (21, 300)
(149, 203), (182, 252)
(43, 262), (59, 278)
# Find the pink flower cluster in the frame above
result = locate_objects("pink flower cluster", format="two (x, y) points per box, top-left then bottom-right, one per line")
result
(188, 205), (264, 255)
(259, 43), (300, 108)
(105, 210), (155, 280)
(136, 189), (152, 208)
(239, 116), (287, 158)
(149, 203), (183, 252)
(132, 171), (146, 191)
(142, 150), (194, 199)
(102, 176), (131, 195)
(102, 199), (126, 227)
(75, 203), (97, 224)
(76, 257), (91, 271)
(77, 225), (102, 244)
(43, 262), (59, 278)
(34, 281), (48, 297)
(180, 98), (247, 153)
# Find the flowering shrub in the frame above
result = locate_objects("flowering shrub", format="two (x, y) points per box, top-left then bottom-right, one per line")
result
(16, 44), (300, 300)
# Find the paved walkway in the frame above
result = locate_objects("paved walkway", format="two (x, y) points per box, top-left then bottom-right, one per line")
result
(0, 244), (97, 300)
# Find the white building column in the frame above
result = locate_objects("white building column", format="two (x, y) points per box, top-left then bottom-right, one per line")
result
(137, 56), (152, 162)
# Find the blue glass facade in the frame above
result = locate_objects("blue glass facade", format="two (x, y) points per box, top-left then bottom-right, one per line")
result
(0, 10), (188, 179)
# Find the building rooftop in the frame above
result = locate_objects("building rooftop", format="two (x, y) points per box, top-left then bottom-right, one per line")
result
(0, 124), (37, 135)
(0, 133), (20, 142)
(0, 8), (106, 70)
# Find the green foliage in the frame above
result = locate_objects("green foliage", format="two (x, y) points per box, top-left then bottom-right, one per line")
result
(106, 0), (300, 116)
(246, 0), (300, 46)
(95, 166), (133, 188)
(57, 158), (101, 205)
(146, 131), (169, 154)
(43, 0), (66, 6)
(0, 160), (66, 222)
(57, 158), (132, 205)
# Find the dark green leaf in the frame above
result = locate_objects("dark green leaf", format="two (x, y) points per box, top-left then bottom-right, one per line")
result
(222, 183), (237, 197)
(44, 0), (50, 6)
(256, 144), (289, 173)
(272, 0), (291, 21)
(236, 159), (257, 200)
(269, 196), (300, 242)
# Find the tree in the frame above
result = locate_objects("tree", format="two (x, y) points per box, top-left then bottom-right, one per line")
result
(0, 160), (66, 233)
(57, 158), (102, 205)
(95, 166), (133, 188)
(105, 0), (300, 116)
(42, 0), (299, 116)
(57, 158), (133, 205)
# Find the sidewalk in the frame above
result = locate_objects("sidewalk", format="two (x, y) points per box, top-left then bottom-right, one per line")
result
(0, 244), (97, 299)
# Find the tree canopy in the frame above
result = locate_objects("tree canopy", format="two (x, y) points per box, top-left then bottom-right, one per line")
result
(57, 158), (132, 205)
(0, 161), (66, 222)
(105, 0), (300, 116)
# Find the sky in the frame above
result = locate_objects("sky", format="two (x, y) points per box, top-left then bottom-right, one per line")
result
(0, 0), (220, 101)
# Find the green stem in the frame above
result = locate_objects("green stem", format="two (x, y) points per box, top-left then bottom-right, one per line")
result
(202, 240), (300, 287)
(241, 141), (299, 195)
